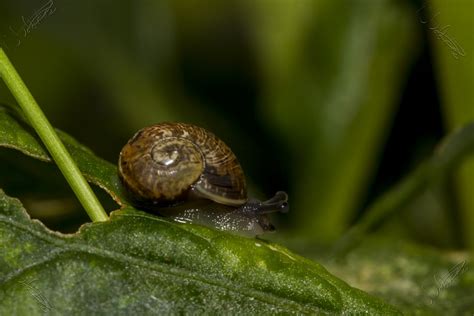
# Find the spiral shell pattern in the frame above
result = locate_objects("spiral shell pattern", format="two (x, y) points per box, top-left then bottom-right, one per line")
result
(119, 122), (247, 206)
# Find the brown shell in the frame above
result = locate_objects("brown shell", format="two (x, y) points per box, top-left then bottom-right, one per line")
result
(118, 122), (247, 207)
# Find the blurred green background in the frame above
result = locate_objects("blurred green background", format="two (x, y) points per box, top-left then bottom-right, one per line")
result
(0, 0), (473, 250)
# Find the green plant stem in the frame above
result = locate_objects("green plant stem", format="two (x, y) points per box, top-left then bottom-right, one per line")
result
(0, 48), (108, 222)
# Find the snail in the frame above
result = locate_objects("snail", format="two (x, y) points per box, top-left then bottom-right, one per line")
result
(118, 122), (288, 236)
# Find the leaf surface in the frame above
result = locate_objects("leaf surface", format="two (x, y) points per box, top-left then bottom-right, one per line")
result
(0, 190), (399, 314)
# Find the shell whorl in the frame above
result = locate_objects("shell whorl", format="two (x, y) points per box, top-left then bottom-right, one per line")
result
(119, 122), (247, 207)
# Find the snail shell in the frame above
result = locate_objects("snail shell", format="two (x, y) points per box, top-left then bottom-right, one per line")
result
(118, 122), (247, 208)
(118, 122), (289, 236)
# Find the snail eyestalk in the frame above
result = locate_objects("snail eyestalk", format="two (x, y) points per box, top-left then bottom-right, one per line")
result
(253, 191), (289, 215)
(0, 48), (108, 222)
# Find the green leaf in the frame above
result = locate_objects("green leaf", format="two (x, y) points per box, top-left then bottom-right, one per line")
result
(0, 189), (399, 314)
(0, 104), (125, 205)
(321, 236), (474, 315)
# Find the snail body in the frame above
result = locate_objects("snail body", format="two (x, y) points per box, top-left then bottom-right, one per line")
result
(118, 122), (288, 236)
